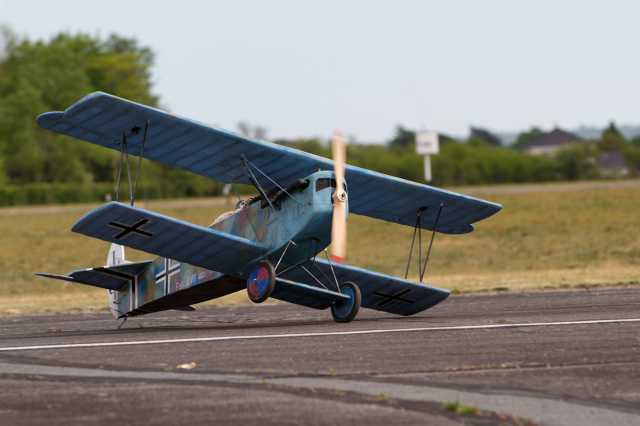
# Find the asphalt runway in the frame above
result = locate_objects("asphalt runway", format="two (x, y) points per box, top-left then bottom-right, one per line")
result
(0, 287), (639, 426)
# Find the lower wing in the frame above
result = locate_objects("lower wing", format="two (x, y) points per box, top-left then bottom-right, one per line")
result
(72, 202), (267, 277)
(280, 259), (449, 316)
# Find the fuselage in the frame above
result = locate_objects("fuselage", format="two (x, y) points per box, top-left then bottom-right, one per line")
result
(111, 171), (345, 317)
(211, 170), (342, 268)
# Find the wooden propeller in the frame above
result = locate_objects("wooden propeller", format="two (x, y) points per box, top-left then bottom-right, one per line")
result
(331, 132), (347, 263)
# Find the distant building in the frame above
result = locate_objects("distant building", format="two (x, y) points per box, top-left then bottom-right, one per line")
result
(521, 128), (582, 155)
(596, 151), (629, 177)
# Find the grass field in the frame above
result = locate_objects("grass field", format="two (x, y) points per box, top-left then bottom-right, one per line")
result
(1, 180), (639, 315)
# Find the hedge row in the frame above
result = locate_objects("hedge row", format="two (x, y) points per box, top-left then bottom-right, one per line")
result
(0, 182), (227, 207)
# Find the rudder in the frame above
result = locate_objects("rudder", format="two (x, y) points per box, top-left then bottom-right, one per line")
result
(107, 244), (126, 318)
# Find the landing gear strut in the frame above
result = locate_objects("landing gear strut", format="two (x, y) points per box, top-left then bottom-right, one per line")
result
(331, 281), (361, 323)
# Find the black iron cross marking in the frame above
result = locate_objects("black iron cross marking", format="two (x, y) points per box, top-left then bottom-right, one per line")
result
(373, 289), (414, 307)
(108, 218), (153, 239)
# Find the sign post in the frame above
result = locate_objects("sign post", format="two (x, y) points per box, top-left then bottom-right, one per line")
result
(415, 131), (439, 182)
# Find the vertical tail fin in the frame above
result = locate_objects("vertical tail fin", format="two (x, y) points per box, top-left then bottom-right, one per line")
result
(106, 243), (126, 267)
(106, 244), (126, 317)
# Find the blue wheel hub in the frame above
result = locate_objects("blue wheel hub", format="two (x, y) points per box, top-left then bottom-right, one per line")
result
(246, 261), (275, 303)
(333, 286), (356, 318)
(331, 282), (361, 323)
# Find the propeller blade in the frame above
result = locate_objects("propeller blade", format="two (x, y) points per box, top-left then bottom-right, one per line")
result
(331, 201), (347, 262)
(331, 132), (347, 263)
(332, 132), (346, 192)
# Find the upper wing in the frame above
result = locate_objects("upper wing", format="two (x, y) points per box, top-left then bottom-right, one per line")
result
(37, 92), (327, 186)
(345, 166), (500, 234)
(72, 202), (267, 276)
(280, 259), (450, 316)
(38, 91), (501, 233)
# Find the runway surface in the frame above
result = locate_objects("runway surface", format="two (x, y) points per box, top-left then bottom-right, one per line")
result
(0, 287), (639, 426)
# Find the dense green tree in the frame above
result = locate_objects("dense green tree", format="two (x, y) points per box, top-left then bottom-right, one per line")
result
(0, 155), (5, 185)
(469, 127), (502, 146)
(0, 29), (159, 185)
(512, 127), (544, 150)
(388, 125), (416, 150)
(432, 143), (558, 185)
(622, 144), (640, 174)
(554, 145), (599, 180)
(599, 121), (626, 151)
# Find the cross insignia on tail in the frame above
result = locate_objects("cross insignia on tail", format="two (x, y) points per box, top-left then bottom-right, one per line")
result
(108, 218), (153, 239)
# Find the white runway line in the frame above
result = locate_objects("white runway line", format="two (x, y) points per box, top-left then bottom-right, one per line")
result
(1, 317), (639, 352)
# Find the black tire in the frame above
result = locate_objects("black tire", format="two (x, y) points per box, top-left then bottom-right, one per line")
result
(331, 281), (361, 323)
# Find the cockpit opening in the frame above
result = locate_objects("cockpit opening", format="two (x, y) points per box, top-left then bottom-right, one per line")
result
(315, 177), (346, 192)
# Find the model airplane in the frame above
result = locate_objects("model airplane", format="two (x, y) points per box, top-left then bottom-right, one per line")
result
(35, 92), (501, 323)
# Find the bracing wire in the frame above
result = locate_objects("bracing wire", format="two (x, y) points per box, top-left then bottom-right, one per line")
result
(131, 120), (149, 206)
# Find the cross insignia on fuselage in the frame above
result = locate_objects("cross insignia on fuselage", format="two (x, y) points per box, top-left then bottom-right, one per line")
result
(155, 258), (181, 295)
(108, 218), (153, 239)
(373, 289), (414, 307)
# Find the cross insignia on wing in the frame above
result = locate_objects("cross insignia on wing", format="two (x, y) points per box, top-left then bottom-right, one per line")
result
(108, 218), (153, 239)
(373, 289), (414, 307)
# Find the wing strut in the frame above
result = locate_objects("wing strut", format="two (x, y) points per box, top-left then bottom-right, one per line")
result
(404, 207), (424, 279)
(114, 131), (131, 203)
(404, 203), (444, 283)
(131, 120), (150, 206)
(114, 120), (150, 207)
(420, 203), (443, 282)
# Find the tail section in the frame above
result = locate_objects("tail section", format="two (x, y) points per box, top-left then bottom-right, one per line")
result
(107, 243), (126, 267)
(107, 244), (126, 318)
(36, 243), (153, 319)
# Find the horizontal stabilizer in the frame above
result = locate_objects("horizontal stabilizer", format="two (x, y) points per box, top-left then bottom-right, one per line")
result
(106, 261), (153, 276)
(280, 260), (449, 316)
(271, 278), (350, 310)
(36, 260), (152, 291)
(72, 202), (267, 276)
(38, 270), (109, 290)
(35, 272), (82, 284)
(36, 271), (127, 290)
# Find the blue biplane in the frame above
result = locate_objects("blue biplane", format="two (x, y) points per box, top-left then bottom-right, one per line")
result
(36, 92), (501, 324)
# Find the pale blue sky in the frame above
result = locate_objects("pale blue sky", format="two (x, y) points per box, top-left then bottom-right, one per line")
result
(1, 1), (639, 141)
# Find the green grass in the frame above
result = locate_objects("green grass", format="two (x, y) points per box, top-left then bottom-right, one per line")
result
(1, 181), (639, 314)
(442, 400), (537, 425)
(443, 400), (479, 416)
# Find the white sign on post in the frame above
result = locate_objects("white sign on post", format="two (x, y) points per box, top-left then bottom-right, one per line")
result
(415, 131), (439, 182)
(416, 131), (439, 155)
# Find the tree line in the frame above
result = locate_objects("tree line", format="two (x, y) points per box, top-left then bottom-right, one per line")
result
(0, 29), (639, 206)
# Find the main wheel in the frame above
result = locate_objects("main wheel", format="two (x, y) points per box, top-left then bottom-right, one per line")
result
(331, 281), (361, 323)
(246, 261), (276, 303)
